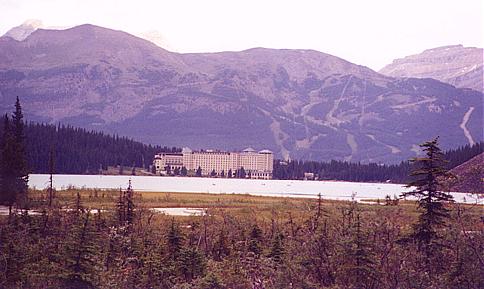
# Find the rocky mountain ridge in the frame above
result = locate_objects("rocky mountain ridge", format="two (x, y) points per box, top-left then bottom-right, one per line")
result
(379, 45), (483, 92)
(3, 19), (44, 41)
(0, 24), (482, 162)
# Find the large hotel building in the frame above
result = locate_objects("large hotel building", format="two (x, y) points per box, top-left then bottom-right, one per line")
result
(153, 147), (274, 179)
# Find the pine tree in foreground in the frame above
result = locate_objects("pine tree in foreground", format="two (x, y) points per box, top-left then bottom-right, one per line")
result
(11, 97), (28, 207)
(401, 137), (453, 256)
(0, 98), (29, 213)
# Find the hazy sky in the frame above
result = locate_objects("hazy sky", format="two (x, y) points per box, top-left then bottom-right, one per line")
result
(1, 0), (482, 70)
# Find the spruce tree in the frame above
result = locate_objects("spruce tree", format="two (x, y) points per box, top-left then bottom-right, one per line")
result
(164, 165), (171, 176)
(167, 220), (184, 260)
(350, 214), (376, 287)
(401, 137), (453, 252)
(178, 246), (206, 282)
(48, 146), (55, 207)
(11, 97), (28, 206)
(63, 211), (98, 289)
(173, 167), (180, 176)
(125, 181), (135, 226)
(196, 166), (202, 177)
(0, 98), (28, 211)
(0, 115), (17, 213)
(213, 229), (230, 261)
(248, 224), (262, 256)
(116, 188), (125, 224)
(269, 233), (284, 264)
(238, 167), (246, 179)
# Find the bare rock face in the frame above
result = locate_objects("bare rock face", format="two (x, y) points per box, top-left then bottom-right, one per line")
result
(4, 19), (44, 41)
(0, 25), (482, 163)
(380, 45), (483, 92)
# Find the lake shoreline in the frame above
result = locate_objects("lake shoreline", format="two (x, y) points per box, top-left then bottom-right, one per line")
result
(28, 174), (482, 204)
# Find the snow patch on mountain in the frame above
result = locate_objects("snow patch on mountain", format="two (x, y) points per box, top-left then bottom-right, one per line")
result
(4, 19), (44, 41)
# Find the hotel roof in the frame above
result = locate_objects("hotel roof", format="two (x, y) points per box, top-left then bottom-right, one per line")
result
(242, 147), (256, 153)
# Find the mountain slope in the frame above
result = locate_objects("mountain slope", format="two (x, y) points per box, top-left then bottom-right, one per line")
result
(379, 45), (483, 92)
(0, 25), (482, 163)
(445, 152), (484, 194)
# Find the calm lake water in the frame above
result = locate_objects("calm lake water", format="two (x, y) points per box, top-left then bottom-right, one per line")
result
(28, 174), (481, 204)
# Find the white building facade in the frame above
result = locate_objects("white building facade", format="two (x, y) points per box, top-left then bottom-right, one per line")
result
(153, 147), (273, 179)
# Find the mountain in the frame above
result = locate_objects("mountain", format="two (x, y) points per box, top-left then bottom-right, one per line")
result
(445, 152), (483, 194)
(379, 45), (483, 92)
(4, 19), (44, 41)
(0, 24), (482, 163)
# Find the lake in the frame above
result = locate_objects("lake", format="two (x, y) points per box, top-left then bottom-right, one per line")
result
(28, 174), (482, 204)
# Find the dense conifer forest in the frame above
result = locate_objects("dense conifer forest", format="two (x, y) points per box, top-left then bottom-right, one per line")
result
(1, 120), (481, 182)
(0, 122), (179, 174)
(273, 142), (484, 182)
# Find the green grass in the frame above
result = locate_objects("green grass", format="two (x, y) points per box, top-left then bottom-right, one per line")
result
(26, 188), (482, 226)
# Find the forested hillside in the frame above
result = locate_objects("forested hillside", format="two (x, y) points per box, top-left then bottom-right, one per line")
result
(446, 152), (484, 193)
(273, 142), (484, 182)
(0, 122), (178, 174)
(1, 120), (481, 181)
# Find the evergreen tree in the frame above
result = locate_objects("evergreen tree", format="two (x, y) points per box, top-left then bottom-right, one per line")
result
(62, 212), (98, 289)
(349, 214), (377, 288)
(116, 189), (125, 225)
(178, 247), (206, 282)
(11, 97), (28, 206)
(173, 167), (180, 176)
(210, 169), (217, 177)
(48, 146), (55, 207)
(269, 233), (284, 264)
(0, 115), (16, 212)
(198, 273), (226, 289)
(227, 169), (232, 178)
(213, 229), (230, 261)
(238, 167), (246, 179)
(180, 166), (188, 176)
(125, 181), (135, 226)
(167, 220), (184, 259)
(0, 98), (28, 212)
(248, 224), (262, 256)
(401, 137), (453, 253)
(196, 166), (202, 177)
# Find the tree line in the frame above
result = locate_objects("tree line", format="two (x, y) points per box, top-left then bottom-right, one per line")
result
(0, 121), (180, 174)
(273, 141), (483, 182)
